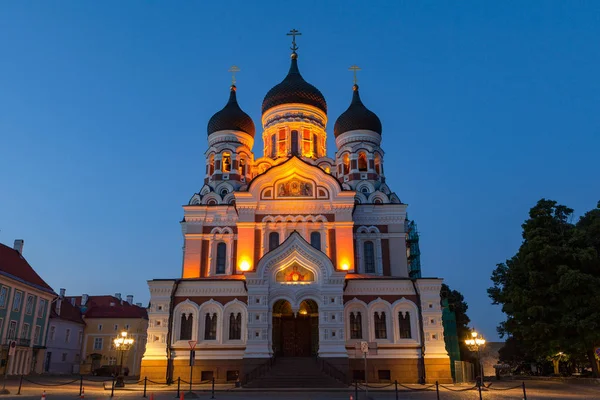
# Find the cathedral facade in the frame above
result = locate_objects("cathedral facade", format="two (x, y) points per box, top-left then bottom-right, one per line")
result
(140, 38), (451, 385)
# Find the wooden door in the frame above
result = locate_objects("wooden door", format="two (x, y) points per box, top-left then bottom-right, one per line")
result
(295, 316), (311, 356)
(282, 318), (296, 357)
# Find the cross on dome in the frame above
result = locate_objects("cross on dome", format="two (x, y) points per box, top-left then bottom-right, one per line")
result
(287, 29), (302, 54)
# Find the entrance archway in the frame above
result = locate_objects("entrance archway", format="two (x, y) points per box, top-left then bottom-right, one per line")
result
(272, 299), (319, 357)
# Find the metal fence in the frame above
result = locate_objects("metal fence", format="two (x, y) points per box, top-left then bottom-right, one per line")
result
(454, 360), (475, 383)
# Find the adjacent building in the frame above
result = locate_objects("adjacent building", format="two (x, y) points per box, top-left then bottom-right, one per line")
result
(45, 288), (85, 374)
(0, 240), (55, 375)
(77, 294), (148, 376)
(141, 35), (452, 386)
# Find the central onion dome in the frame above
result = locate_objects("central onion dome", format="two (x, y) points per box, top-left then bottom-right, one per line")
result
(262, 54), (327, 115)
(334, 84), (382, 137)
(207, 85), (256, 137)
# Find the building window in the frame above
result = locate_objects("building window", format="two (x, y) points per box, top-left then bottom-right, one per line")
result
(108, 356), (117, 365)
(204, 313), (217, 340)
(310, 232), (321, 251)
(350, 312), (362, 339)
(229, 312), (241, 340)
(49, 325), (56, 341)
(239, 158), (246, 176)
(65, 328), (71, 343)
(271, 134), (277, 158)
(114, 324), (118, 331)
(364, 241), (375, 274)
(61, 353), (68, 362)
(209, 154), (215, 176)
(98, 324), (103, 332)
(0, 287), (8, 308)
(21, 323), (30, 339)
(25, 295), (34, 315)
(34, 325), (41, 345)
(7, 321), (17, 339)
(216, 242), (227, 274)
(93, 337), (103, 350)
(12, 291), (22, 312)
(278, 129), (286, 155)
(375, 154), (382, 175)
(222, 152), (231, 172)
(268, 232), (279, 251)
(358, 152), (368, 171)
(374, 312), (387, 339)
(399, 312), (412, 339)
(180, 313), (193, 341)
(78, 331), (83, 345)
(37, 299), (46, 317)
(291, 130), (299, 155)
(312, 133), (318, 156)
(343, 153), (350, 174)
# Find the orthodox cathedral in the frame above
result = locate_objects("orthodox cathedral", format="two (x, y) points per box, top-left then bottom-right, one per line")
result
(141, 32), (451, 386)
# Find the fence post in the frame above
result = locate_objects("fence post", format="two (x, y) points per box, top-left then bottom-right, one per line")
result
(478, 379), (483, 400)
(211, 376), (215, 399)
(143, 376), (147, 398)
(17, 375), (23, 395)
(79, 375), (83, 397)
(176, 377), (180, 398)
(522, 381), (527, 400)
(111, 374), (116, 398)
(394, 379), (398, 400)
(354, 380), (358, 400)
(436, 380), (440, 400)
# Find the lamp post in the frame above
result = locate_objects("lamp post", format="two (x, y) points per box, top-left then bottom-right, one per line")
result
(465, 330), (486, 387)
(113, 331), (134, 388)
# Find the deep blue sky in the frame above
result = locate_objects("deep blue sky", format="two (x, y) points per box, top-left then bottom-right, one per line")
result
(1, 2), (598, 341)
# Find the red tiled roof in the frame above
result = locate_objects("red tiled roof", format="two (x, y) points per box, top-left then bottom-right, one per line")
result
(70, 295), (148, 319)
(0, 243), (55, 294)
(50, 299), (85, 324)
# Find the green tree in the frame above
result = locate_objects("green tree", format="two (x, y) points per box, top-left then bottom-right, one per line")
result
(488, 199), (600, 377)
(441, 283), (472, 361)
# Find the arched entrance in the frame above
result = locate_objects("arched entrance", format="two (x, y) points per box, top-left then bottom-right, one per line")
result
(272, 299), (319, 357)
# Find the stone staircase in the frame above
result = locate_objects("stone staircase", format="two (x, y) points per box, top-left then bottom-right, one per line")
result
(244, 357), (347, 388)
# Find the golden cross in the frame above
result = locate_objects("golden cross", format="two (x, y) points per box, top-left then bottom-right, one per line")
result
(349, 65), (361, 85)
(287, 29), (302, 52)
(228, 65), (240, 85)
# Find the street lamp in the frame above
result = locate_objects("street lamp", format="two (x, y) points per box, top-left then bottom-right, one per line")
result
(465, 330), (486, 388)
(113, 331), (134, 388)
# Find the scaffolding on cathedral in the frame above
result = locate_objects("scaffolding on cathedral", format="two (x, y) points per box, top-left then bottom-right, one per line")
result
(405, 220), (422, 278)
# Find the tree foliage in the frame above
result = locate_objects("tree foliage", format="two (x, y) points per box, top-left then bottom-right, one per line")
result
(441, 283), (472, 361)
(488, 199), (600, 377)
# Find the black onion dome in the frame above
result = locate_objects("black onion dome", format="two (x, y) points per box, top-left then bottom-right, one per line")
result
(207, 86), (256, 137)
(334, 84), (382, 137)
(262, 54), (327, 115)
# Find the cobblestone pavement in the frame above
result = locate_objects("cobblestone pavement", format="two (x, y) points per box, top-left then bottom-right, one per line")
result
(0, 378), (598, 400)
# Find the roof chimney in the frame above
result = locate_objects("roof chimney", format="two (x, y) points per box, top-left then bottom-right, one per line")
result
(115, 293), (121, 301)
(13, 239), (24, 255)
(82, 294), (89, 306)
(59, 288), (66, 299)
(70, 297), (76, 306)
(126, 295), (133, 304)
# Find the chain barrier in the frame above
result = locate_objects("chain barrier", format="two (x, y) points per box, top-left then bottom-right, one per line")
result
(485, 383), (524, 391)
(439, 384), (478, 392)
(397, 383), (436, 391)
(22, 377), (80, 386)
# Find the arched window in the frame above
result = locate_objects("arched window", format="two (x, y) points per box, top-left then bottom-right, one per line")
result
(239, 158), (246, 176)
(358, 152), (368, 171)
(399, 311), (412, 339)
(364, 241), (375, 274)
(271, 135), (277, 158)
(375, 311), (387, 339)
(220, 188), (228, 197)
(180, 313), (193, 341)
(209, 154), (215, 176)
(216, 243), (227, 274)
(310, 232), (321, 251)
(374, 154), (382, 175)
(229, 312), (241, 340)
(204, 313), (217, 340)
(222, 152), (231, 173)
(269, 232), (279, 251)
(350, 311), (362, 339)
(291, 130), (299, 155)
(343, 154), (350, 175)
(313, 133), (318, 157)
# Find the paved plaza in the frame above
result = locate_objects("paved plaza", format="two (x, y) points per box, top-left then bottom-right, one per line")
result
(0, 377), (598, 400)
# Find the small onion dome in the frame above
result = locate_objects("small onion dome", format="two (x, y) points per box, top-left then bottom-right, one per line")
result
(262, 54), (327, 115)
(207, 85), (256, 137)
(334, 84), (382, 137)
